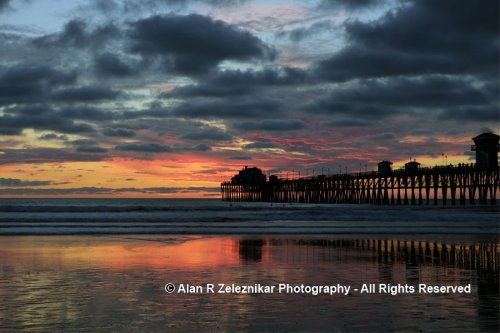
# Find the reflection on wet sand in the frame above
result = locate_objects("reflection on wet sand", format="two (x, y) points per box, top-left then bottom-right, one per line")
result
(0, 235), (498, 332)
(239, 239), (265, 263)
(264, 238), (499, 272)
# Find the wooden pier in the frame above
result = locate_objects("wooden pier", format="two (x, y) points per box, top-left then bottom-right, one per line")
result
(222, 133), (499, 206)
(221, 164), (499, 206)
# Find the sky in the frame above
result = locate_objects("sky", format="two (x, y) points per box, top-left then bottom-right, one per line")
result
(0, 0), (498, 198)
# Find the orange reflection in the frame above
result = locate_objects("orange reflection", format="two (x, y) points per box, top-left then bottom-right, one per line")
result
(0, 236), (248, 270)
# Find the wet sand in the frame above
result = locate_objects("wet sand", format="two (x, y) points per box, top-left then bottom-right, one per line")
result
(0, 235), (498, 332)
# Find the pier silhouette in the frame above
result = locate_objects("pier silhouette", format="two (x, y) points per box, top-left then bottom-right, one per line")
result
(221, 133), (499, 206)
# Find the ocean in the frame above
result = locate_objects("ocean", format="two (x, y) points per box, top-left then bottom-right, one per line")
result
(0, 198), (498, 235)
(0, 199), (498, 332)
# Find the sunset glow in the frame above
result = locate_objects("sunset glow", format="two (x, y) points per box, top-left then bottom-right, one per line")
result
(0, 0), (497, 197)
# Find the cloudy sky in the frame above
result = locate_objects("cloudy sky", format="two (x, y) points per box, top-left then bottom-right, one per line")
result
(0, 0), (498, 197)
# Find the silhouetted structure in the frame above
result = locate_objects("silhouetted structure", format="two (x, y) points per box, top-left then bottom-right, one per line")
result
(221, 134), (499, 206)
(269, 175), (279, 184)
(405, 161), (421, 173)
(472, 133), (499, 168)
(378, 161), (393, 175)
(231, 166), (266, 185)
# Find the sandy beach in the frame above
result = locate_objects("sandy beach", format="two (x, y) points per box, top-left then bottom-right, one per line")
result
(0, 234), (498, 332)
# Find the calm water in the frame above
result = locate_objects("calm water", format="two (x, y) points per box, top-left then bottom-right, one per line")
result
(0, 235), (498, 332)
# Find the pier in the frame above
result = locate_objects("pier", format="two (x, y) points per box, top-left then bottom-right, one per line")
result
(221, 133), (499, 206)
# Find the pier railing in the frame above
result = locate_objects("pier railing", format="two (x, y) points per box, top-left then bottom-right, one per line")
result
(221, 165), (499, 205)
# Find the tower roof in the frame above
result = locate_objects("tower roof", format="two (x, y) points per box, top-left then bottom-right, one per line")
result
(473, 132), (499, 140)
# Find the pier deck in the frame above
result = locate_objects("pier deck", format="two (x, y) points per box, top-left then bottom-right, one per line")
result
(221, 165), (499, 206)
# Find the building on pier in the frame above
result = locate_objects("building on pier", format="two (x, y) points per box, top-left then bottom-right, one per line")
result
(269, 174), (279, 184)
(231, 166), (266, 185)
(404, 161), (420, 173)
(472, 133), (499, 168)
(378, 161), (393, 175)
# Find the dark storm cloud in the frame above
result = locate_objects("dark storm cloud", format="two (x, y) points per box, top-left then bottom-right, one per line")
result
(76, 146), (108, 153)
(0, 65), (77, 105)
(368, 133), (395, 141)
(69, 139), (107, 153)
(437, 107), (499, 122)
(114, 143), (173, 153)
(206, 67), (307, 86)
(90, 0), (119, 12)
(321, 77), (489, 108)
(315, 0), (499, 81)
(192, 143), (211, 151)
(93, 53), (136, 77)
(173, 98), (283, 119)
(52, 85), (120, 102)
(321, 119), (373, 128)
(128, 14), (274, 74)
(0, 0), (27, 11)
(277, 20), (333, 42)
(103, 127), (136, 137)
(0, 104), (110, 135)
(0, 0), (10, 10)
(59, 106), (115, 121)
(315, 47), (460, 82)
(1, 0), (496, 171)
(123, 103), (170, 119)
(349, 0), (498, 44)
(0, 127), (22, 135)
(180, 128), (233, 141)
(0, 105), (96, 134)
(38, 133), (68, 141)
(6, 104), (51, 116)
(244, 142), (279, 149)
(70, 139), (98, 146)
(33, 19), (121, 49)
(234, 119), (308, 131)
(0, 178), (52, 187)
(166, 85), (250, 98)
(226, 155), (252, 160)
(166, 67), (307, 98)
(0, 148), (105, 165)
(305, 100), (391, 118)
(409, 130), (433, 136)
(305, 76), (495, 120)
(479, 127), (495, 134)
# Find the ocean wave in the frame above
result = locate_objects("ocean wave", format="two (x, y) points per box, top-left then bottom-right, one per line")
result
(0, 204), (311, 213)
(0, 199), (497, 235)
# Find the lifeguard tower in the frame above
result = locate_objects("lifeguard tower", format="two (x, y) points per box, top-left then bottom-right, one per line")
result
(471, 133), (499, 168)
